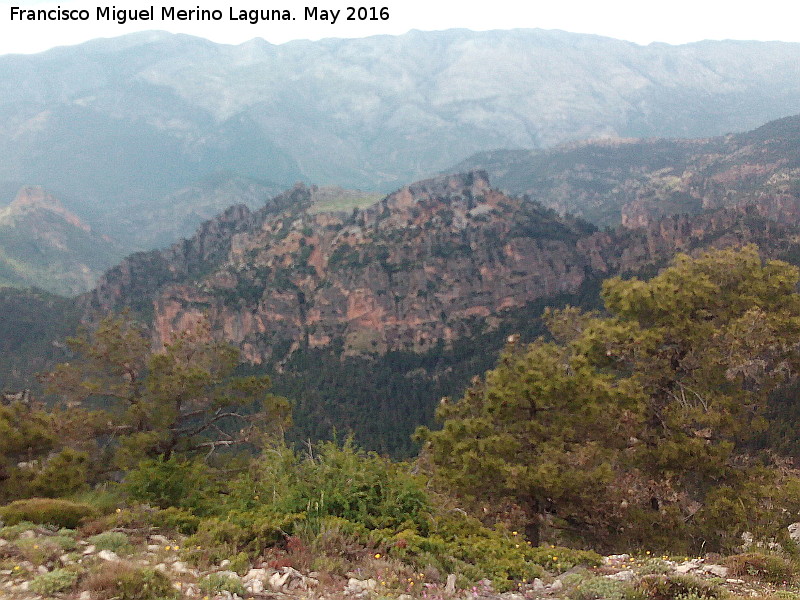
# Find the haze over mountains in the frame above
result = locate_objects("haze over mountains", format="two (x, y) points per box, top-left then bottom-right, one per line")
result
(3, 28), (800, 262)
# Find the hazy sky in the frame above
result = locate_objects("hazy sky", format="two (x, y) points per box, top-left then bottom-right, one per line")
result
(0, 0), (798, 55)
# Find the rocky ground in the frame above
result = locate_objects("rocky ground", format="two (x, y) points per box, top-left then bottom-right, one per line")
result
(2, 522), (797, 600)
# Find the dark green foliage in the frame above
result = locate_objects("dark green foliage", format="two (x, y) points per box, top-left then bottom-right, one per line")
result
(0, 286), (80, 390)
(43, 314), (291, 469)
(0, 498), (97, 528)
(423, 246), (800, 552)
(123, 456), (219, 513)
(268, 278), (604, 458)
(225, 440), (432, 533)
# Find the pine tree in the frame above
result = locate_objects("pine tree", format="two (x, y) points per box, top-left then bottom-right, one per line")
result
(420, 246), (800, 551)
(43, 313), (291, 470)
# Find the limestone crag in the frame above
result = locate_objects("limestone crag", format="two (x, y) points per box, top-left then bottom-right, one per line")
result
(84, 171), (800, 362)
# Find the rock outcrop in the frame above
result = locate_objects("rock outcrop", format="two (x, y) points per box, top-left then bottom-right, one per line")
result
(83, 170), (800, 363)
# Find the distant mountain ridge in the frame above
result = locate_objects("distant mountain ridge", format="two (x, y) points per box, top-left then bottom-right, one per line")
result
(0, 186), (123, 295)
(450, 114), (800, 227)
(3, 29), (800, 250)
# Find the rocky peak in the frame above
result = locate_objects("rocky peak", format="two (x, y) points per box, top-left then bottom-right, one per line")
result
(6, 186), (92, 233)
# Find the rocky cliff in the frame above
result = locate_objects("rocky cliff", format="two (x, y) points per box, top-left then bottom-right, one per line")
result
(84, 170), (800, 365)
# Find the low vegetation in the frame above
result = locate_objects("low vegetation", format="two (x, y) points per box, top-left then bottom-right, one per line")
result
(4, 247), (800, 599)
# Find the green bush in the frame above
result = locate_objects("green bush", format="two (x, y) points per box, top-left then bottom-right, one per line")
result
(527, 545), (604, 572)
(637, 574), (724, 600)
(569, 576), (632, 600)
(199, 573), (247, 596)
(30, 568), (79, 595)
(228, 440), (432, 534)
(0, 521), (37, 539)
(123, 456), (218, 513)
(185, 511), (305, 565)
(0, 498), (97, 528)
(88, 531), (132, 554)
(27, 448), (90, 498)
(83, 563), (179, 600)
(148, 506), (201, 535)
(724, 552), (795, 583)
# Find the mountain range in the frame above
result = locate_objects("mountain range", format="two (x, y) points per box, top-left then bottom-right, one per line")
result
(5, 29), (800, 451)
(72, 113), (800, 450)
(3, 28), (800, 257)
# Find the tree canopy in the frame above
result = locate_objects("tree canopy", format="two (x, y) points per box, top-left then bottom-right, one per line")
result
(42, 313), (291, 471)
(420, 246), (800, 551)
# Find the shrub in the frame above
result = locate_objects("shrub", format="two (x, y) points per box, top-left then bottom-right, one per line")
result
(569, 576), (631, 600)
(29, 567), (79, 595)
(637, 574), (724, 600)
(228, 440), (433, 534)
(27, 448), (90, 498)
(16, 537), (68, 565)
(185, 511), (305, 566)
(0, 521), (37, 539)
(0, 498), (97, 528)
(87, 531), (132, 554)
(724, 553), (795, 584)
(82, 562), (179, 600)
(199, 573), (247, 596)
(637, 559), (674, 576)
(123, 456), (218, 513)
(527, 545), (604, 572)
(149, 506), (200, 535)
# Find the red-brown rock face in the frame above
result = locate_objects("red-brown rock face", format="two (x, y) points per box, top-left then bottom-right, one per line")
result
(84, 171), (798, 363)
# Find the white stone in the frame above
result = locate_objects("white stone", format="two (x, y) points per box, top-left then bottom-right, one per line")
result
(607, 570), (635, 581)
(550, 580), (563, 592)
(98, 549), (120, 561)
(79, 591), (92, 600)
(703, 565), (729, 577)
(172, 560), (190, 574)
(676, 562), (700, 574)
(82, 544), (96, 555)
(150, 534), (170, 544)
(220, 559), (231, 568)
(147, 544), (160, 551)
(604, 553), (630, 564)
(445, 573), (457, 594)
(19, 530), (35, 539)
(532, 578), (545, 591)
(726, 579), (745, 584)
(243, 567), (268, 582)
(788, 522), (800, 543)
(37, 565), (49, 574)
(218, 570), (240, 580)
(270, 570), (291, 590)
(247, 579), (264, 594)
